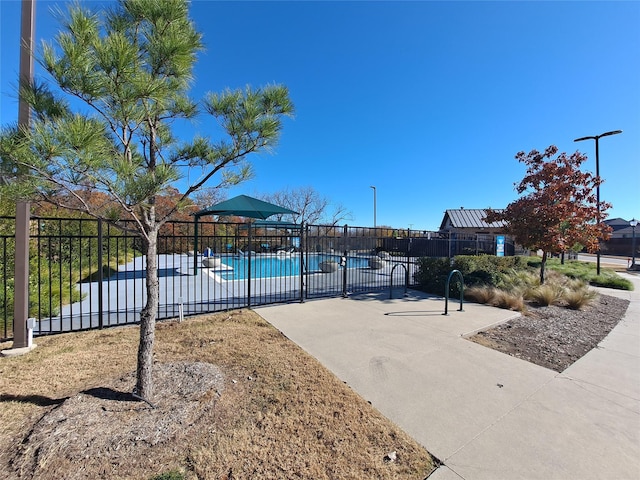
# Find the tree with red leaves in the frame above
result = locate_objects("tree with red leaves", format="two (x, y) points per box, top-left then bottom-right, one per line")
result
(486, 146), (611, 284)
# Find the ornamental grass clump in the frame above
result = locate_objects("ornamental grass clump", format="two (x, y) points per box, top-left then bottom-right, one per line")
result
(529, 284), (565, 306)
(564, 288), (597, 310)
(498, 268), (539, 291)
(490, 289), (525, 311)
(464, 285), (496, 304)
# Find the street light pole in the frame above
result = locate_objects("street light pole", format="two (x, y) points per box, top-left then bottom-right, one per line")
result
(630, 218), (637, 269)
(369, 186), (376, 229)
(574, 129), (622, 276)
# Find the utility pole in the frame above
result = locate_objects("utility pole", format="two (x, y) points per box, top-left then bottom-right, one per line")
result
(12, 0), (35, 350)
(574, 130), (622, 276)
(369, 185), (376, 229)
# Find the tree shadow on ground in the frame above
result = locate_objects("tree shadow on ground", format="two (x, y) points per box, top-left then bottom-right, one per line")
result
(0, 393), (69, 407)
(82, 387), (134, 402)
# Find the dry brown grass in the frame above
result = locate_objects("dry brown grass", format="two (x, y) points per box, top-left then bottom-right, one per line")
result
(464, 285), (496, 304)
(527, 283), (565, 306)
(563, 288), (597, 310)
(0, 310), (435, 480)
(489, 289), (525, 311)
(465, 286), (525, 311)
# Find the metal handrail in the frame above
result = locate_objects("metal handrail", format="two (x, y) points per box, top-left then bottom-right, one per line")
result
(389, 263), (408, 299)
(443, 269), (464, 315)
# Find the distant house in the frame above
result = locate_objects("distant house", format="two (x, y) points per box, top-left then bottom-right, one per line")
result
(601, 218), (638, 257)
(437, 208), (515, 256)
(439, 208), (507, 235)
(604, 218), (636, 239)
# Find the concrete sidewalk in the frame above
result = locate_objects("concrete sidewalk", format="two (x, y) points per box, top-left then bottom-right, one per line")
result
(256, 275), (640, 480)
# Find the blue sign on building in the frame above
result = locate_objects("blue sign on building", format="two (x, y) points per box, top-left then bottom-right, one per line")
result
(496, 235), (505, 257)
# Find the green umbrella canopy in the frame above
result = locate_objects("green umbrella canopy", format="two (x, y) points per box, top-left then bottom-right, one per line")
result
(193, 194), (298, 220)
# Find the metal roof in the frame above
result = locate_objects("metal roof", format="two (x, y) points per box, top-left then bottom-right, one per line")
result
(605, 218), (632, 229)
(440, 209), (506, 230)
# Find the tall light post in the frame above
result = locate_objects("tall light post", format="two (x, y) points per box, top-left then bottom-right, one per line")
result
(574, 129), (622, 275)
(630, 218), (637, 269)
(369, 185), (376, 229)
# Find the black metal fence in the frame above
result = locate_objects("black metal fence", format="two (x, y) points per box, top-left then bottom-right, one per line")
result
(599, 237), (639, 258)
(0, 216), (514, 341)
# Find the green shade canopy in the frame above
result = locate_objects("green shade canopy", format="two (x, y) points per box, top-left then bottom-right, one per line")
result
(193, 194), (298, 220)
(192, 195), (299, 275)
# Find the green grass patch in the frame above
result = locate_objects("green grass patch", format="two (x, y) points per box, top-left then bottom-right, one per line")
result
(416, 255), (632, 313)
(528, 258), (634, 291)
(1, 242), (138, 338)
(150, 471), (186, 480)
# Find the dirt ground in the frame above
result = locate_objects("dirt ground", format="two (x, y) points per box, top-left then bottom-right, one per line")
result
(469, 293), (630, 372)
(1, 310), (435, 480)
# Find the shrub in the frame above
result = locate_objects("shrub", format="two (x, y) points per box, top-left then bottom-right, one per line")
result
(452, 255), (533, 288)
(416, 255), (544, 296)
(464, 270), (496, 287)
(589, 275), (634, 291)
(453, 255), (500, 286)
(414, 257), (451, 295)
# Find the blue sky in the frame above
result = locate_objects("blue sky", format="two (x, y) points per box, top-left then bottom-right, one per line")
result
(1, 0), (639, 230)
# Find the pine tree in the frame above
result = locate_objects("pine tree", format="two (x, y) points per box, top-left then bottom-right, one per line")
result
(0, 0), (293, 401)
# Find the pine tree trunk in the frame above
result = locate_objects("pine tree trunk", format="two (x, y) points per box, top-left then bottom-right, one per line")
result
(540, 250), (547, 285)
(135, 229), (159, 402)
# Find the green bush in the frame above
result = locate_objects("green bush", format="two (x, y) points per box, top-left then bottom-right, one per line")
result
(414, 257), (451, 295)
(464, 269), (496, 287)
(452, 255), (530, 285)
(453, 256), (499, 286)
(590, 275), (634, 290)
(415, 255), (531, 295)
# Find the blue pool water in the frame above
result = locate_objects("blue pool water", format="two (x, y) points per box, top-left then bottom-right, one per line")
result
(217, 253), (370, 280)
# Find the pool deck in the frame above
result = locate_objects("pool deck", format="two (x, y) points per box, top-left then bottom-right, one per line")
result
(41, 253), (412, 333)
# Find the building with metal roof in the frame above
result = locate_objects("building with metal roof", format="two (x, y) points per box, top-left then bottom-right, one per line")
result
(439, 208), (506, 234)
(604, 218), (636, 239)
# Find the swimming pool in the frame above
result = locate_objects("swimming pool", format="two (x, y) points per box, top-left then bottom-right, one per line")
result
(216, 253), (371, 280)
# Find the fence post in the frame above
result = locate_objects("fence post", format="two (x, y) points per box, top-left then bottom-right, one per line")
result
(193, 217), (199, 275)
(299, 224), (306, 303)
(342, 224), (348, 297)
(247, 222), (252, 309)
(97, 219), (104, 329)
(12, 202), (30, 348)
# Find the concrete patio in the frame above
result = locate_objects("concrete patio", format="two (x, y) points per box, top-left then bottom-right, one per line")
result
(257, 274), (640, 480)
